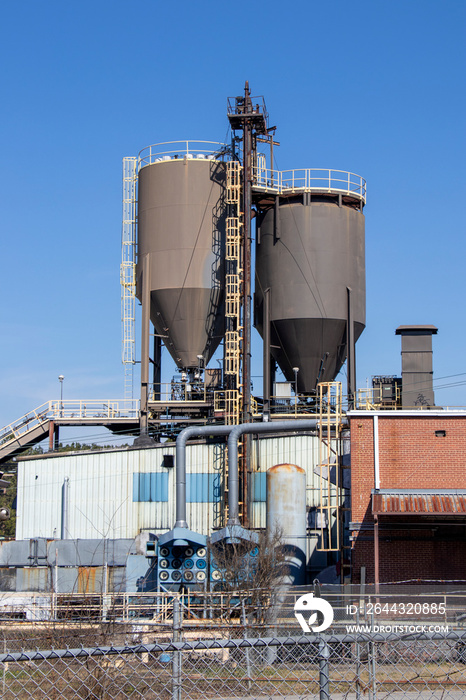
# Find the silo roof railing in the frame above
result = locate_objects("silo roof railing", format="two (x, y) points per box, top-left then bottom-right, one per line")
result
(253, 166), (366, 203)
(138, 141), (228, 168)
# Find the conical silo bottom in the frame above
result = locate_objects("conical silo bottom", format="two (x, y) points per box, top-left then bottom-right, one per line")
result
(270, 318), (364, 393)
(150, 288), (224, 369)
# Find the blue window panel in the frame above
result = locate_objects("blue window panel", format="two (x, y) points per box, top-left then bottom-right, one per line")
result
(186, 473), (221, 503)
(133, 473), (169, 502)
(252, 472), (266, 502)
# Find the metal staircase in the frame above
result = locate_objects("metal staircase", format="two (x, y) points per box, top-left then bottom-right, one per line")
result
(0, 403), (52, 463)
(0, 400), (139, 465)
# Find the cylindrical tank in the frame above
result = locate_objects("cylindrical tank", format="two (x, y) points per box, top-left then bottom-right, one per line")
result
(266, 463), (307, 585)
(255, 193), (365, 393)
(137, 151), (226, 369)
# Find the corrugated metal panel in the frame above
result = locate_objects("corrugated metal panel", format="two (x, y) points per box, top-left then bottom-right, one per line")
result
(133, 472), (169, 502)
(16, 567), (50, 593)
(250, 473), (266, 502)
(372, 492), (466, 515)
(249, 435), (326, 528)
(186, 474), (220, 503)
(17, 436), (322, 539)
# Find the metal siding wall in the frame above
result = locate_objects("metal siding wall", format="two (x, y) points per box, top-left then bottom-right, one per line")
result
(185, 443), (224, 534)
(133, 472), (169, 502)
(251, 472), (267, 501)
(249, 435), (324, 528)
(16, 437), (324, 539)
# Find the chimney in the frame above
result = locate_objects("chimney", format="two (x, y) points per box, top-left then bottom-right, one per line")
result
(395, 325), (438, 408)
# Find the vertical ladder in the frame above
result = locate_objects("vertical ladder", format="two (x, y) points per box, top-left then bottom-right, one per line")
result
(121, 157), (137, 406)
(224, 160), (243, 426)
(317, 382), (343, 552)
(223, 160), (244, 522)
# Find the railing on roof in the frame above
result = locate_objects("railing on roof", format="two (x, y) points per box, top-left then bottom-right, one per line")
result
(253, 165), (366, 203)
(355, 387), (466, 411)
(138, 141), (228, 168)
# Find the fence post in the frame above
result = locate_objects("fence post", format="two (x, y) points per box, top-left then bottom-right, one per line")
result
(355, 609), (361, 699)
(241, 598), (252, 690)
(370, 613), (377, 700)
(172, 597), (182, 700)
(318, 636), (330, 700)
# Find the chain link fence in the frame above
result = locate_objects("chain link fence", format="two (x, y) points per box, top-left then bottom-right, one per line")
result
(1, 589), (466, 698)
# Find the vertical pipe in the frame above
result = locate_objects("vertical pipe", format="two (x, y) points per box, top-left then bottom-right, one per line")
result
(134, 253), (154, 446)
(242, 83), (253, 526)
(274, 196), (280, 240)
(242, 83), (252, 428)
(140, 253), (150, 437)
(61, 477), (69, 540)
(153, 334), (162, 402)
(347, 287), (355, 409)
(227, 420), (320, 526)
(373, 414), (380, 592)
(175, 425), (235, 528)
(373, 416), (380, 490)
(374, 514), (380, 593)
(270, 358), (276, 411)
(263, 287), (271, 421)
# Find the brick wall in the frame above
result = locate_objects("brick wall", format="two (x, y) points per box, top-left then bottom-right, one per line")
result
(350, 414), (466, 583)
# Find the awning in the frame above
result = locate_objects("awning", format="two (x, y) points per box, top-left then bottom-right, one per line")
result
(372, 489), (466, 515)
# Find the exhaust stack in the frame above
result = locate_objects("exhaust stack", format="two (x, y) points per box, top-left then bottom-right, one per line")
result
(396, 325), (438, 408)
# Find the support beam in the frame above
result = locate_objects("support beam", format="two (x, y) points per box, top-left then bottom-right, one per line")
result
(346, 286), (355, 409)
(134, 253), (155, 446)
(263, 287), (271, 421)
(49, 421), (55, 452)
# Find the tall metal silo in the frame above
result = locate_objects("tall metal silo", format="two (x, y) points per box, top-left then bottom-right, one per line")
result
(255, 177), (366, 394)
(136, 144), (227, 369)
(266, 463), (307, 585)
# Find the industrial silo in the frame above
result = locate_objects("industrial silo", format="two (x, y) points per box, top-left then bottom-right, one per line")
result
(267, 463), (307, 585)
(136, 144), (227, 369)
(255, 178), (366, 393)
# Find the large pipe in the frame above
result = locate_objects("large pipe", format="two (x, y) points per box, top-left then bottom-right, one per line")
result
(226, 420), (320, 526)
(175, 425), (235, 528)
(176, 418), (339, 531)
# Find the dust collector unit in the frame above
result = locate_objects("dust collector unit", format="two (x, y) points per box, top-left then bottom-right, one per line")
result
(136, 144), (227, 369)
(255, 181), (366, 393)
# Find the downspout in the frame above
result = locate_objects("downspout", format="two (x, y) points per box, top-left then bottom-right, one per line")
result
(373, 414), (380, 591)
(373, 415), (380, 490)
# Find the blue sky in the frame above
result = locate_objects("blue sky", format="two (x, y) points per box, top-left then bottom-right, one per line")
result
(1, 0), (465, 444)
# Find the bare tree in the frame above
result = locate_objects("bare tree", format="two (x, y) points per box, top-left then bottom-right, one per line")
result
(209, 526), (290, 622)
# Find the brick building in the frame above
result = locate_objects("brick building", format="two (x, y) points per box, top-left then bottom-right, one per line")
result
(349, 411), (466, 585)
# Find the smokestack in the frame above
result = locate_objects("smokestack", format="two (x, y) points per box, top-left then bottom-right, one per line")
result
(395, 325), (438, 408)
